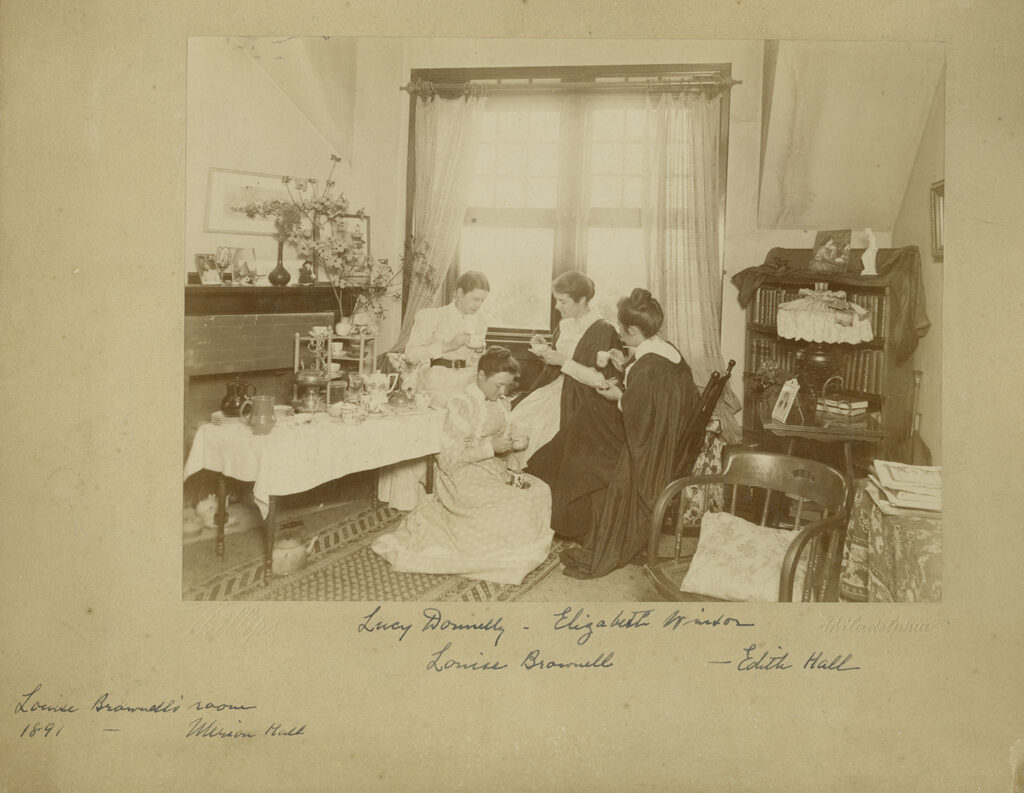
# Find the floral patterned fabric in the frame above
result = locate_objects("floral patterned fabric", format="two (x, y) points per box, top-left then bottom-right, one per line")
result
(840, 481), (942, 602)
(679, 420), (725, 526)
(679, 511), (807, 601)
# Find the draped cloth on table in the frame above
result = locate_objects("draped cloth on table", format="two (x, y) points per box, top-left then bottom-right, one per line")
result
(730, 246), (930, 365)
(560, 351), (698, 579)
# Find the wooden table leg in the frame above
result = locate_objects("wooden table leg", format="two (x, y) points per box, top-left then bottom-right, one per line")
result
(264, 495), (278, 584)
(215, 474), (227, 560)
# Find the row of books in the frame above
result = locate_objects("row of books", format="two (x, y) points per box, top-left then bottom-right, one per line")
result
(749, 285), (889, 337)
(866, 459), (942, 514)
(748, 337), (798, 374)
(841, 349), (886, 395)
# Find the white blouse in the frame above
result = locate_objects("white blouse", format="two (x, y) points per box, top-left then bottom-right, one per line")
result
(555, 309), (607, 388)
(405, 302), (490, 365)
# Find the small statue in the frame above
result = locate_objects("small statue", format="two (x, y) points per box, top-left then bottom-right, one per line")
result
(861, 228), (879, 276)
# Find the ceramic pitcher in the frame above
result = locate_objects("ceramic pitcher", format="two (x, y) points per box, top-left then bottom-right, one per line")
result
(243, 395), (277, 435)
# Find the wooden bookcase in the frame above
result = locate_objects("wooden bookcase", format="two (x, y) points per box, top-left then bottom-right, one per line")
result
(742, 273), (914, 445)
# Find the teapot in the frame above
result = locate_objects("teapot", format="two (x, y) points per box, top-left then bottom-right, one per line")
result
(221, 377), (256, 417)
(364, 371), (399, 407)
(271, 533), (317, 576)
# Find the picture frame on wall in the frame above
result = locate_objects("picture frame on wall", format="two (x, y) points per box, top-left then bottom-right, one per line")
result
(930, 179), (944, 262)
(204, 168), (291, 236)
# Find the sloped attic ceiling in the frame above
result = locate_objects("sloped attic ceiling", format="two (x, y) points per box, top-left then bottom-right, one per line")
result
(758, 40), (945, 231)
(235, 36), (357, 161)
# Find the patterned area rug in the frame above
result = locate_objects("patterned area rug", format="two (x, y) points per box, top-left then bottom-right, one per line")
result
(184, 503), (569, 602)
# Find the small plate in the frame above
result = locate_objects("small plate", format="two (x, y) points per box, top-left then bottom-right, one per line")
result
(211, 410), (243, 425)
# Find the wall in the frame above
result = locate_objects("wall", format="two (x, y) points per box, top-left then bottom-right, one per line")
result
(187, 37), (913, 387)
(892, 69), (945, 463)
(185, 37), (407, 349)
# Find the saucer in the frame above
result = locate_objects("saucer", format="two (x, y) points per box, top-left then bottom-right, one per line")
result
(211, 410), (243, 425)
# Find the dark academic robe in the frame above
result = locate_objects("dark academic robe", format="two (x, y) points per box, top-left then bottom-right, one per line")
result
(560, 350), (699, 579)
(522, 319), (625, 535)
(514, 318), (623, 429)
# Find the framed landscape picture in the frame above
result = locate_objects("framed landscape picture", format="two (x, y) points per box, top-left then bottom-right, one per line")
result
(204, 168), (291, 236)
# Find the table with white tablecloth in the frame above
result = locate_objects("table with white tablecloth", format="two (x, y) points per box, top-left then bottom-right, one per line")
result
(183, 409), (446, 578)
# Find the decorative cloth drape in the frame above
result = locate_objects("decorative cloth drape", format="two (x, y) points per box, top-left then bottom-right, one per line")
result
(641, 91), (741, 442)
(391, 93), (485, 353)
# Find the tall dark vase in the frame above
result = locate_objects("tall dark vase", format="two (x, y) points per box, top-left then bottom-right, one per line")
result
(268, 239), (291, 286)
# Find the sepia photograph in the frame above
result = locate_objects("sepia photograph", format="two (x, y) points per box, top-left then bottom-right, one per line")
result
(182, 36), (944, 606)
(4, 3), (1024, 792)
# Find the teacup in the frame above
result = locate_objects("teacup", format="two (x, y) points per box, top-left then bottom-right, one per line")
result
(328, 362), (342, 373)
(331, 342), (346, 355)
(469, 333), (486, 349)
(595, 350), (611, 368)
(311, 325), (331, 338)
(327, 402), (345, 418)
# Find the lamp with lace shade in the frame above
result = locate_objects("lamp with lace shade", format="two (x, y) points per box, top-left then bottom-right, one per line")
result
(776, 284), (873, 411)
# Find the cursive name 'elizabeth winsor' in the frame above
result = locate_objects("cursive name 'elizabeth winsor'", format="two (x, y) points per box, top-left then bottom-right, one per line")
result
(552, 606), (653, 646)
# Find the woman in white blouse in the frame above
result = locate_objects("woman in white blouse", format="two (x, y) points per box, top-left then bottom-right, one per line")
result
(377, 271), (490, 511)
(510, 271), (624, 468)
(404, 270), (491, 409)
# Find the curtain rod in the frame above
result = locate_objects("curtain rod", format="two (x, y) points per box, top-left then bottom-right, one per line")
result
(400, 75), (741, 98)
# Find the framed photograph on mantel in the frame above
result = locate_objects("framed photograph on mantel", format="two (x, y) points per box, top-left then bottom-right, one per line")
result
(204, 168), (291, 236)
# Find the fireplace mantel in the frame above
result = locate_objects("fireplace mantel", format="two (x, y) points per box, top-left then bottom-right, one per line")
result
(184, 285), (346, 317)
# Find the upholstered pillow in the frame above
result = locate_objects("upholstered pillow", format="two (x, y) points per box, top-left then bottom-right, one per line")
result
(679, 511), (806, 601)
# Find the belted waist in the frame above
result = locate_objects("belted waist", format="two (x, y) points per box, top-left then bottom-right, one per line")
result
(431, 358), (467, 369)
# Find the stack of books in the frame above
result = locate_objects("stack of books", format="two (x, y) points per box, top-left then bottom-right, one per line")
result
(866, 459), (942, 516)
(816, 394), (869, 417)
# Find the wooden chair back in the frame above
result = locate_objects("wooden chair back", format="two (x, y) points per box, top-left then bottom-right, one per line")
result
(673, 360), (735, 480)
(644, 450), (848, 602)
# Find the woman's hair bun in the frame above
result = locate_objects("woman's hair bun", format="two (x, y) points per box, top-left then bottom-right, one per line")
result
(629, 288), (653, 306)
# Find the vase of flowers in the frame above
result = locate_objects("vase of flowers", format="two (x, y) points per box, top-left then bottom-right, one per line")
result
(235, 156), (400, 319)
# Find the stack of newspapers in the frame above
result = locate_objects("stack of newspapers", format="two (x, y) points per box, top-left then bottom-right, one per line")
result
(865, 459), (942, 515)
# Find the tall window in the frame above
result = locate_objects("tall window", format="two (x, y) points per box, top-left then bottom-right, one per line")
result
(407, 66), (731, 337)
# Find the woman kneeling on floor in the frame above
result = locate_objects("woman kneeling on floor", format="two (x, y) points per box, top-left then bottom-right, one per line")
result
(372, 347), (553, 585)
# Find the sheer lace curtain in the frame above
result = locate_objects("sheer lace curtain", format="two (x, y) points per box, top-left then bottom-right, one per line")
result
(641, 91), (741, 441)
(392, 93), (485, 352)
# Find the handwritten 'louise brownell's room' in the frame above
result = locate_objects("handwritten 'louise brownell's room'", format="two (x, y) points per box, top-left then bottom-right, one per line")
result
(182, 37), (944, 605)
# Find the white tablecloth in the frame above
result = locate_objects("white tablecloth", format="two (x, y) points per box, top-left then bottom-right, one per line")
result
(183, 410), (446, 517)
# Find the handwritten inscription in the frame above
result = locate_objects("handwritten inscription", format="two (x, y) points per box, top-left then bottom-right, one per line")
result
(358, 606), (506, 647)
(11, 683), (303, 740)
(711, 644), (861, 672)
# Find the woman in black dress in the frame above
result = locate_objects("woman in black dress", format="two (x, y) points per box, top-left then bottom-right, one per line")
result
(558, 288), (699, 579)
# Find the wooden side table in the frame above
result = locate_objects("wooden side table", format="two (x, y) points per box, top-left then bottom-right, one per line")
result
(762, 414), (886, 599)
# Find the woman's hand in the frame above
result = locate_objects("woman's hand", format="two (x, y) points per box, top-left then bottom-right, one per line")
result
(444, 332), (472, 353)
(595, 381), (622, 402)
(490, 435), (514, 454)
(536, 348), (566, 366)
(607, 348), (627, 372)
